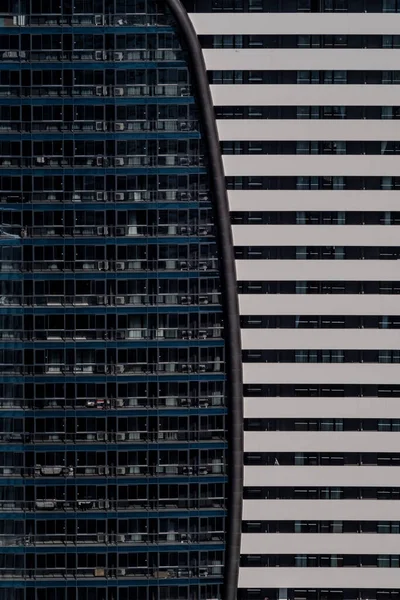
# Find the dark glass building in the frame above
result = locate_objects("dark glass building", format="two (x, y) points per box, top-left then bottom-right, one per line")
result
(0, 2), (243, 600)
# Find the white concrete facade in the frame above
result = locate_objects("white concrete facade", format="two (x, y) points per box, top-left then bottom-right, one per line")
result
(190, 7), (400, 597)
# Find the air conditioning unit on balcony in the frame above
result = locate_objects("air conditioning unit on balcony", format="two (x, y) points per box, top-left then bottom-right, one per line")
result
(97, 260), (109, 271)
(96, 191), (107, 201)
(36, 156), (46, 165)
(114, 122), (125, 131)
(98, 466), (110, 475)
(72, 193), (81, 201)
(114, 87), (124, 96)
(177, 191), (192, 201)
(115, 192), (125, 201)
(96, 86), (107, 96)
(116, 466), (126, 475)
(95, 121), (106, 131)
(97, 295), (108, 305)
(116, 262), (125, 271)
(178, 121), (191, 131)
(95, 51), (106, 60)
(97, 226), (109, 236)
(116, 432), (126, 441)
(115, 365), (125, 374)
(94, 14), (104, 25)
(115, 296), (125, 305)
(96, 156), (104, 166)
(114, 52), (123, 61)
(114, 157), (125, 167)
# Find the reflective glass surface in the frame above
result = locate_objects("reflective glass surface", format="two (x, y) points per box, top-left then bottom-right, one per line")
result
(0, 2), (227, 599)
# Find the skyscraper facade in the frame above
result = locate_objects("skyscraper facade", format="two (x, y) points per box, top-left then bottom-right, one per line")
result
(183, 1), (400, 600)
(2, 0), (400, 600)
(0, 2), (242, 600)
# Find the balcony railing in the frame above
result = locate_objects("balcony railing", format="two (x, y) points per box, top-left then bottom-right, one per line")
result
(4, 293), (220, 308)
(15, 259), (219, 274)
(25, 224), (213, 238)
(0, 496), (225, 512)
(0, 50), (185, 62)
(0, 120), (199, 134)
(0, 14), (172, 27)
(0, 429), (226, 444)
(0, 395), (225, 410)
(0, 531), (225, 546)
(0, 565), (222, 580)
(0, 462), (226, 477)
(0, 84), (192, 99)
(0, 154), (205, 169)
(0, 190), (210, 203)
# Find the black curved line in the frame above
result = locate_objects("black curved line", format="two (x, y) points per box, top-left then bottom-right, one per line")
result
(163, 2), (244, 599)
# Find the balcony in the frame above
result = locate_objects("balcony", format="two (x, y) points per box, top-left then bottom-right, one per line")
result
(0, 462), (225, 478)
(0, 428), (226, 445)
(0, 564), (222, 580)
(12, 292), (220, 308)
(5, 49), (183, 62)
(24, 327), (222, 342)
(0, 495), (225, 512)
(0, 119), (198, 133)
(20, 259), (218, 274)
(0, 190), (210, 204)
(0, 155), (205, 169)
(0, 530), (225, 547)
(25, 223), (213, 239)
(0, 13), (172, 27)
(0, 394), (225, 411)
(0, 84), (193, 99)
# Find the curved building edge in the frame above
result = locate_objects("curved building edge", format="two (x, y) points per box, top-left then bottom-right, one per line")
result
(163, 1), (244, 598)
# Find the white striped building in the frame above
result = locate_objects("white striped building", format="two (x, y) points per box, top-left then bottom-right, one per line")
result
(184, 3), (400, 600)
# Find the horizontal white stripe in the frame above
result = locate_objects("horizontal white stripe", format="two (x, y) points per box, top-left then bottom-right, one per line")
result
(241, 328), (400, 350)
(223, 154), (400, 176)
(244, 362), (400, 384)
(233, 225), (400, 247)
(244, 397), (400, 419)
(244, 431), (400, 452)
(242, 499), (400, 521)
(244, 464), (400, 486)
(190, 13), (400, 35)
(218, 119), (400, 141)
(239, 294), (400, 316)
(204, 48), (400, 71)
(241, 533), (400, 554)
(211, 84), (400, 106)
(239, 567), (400, 589)
(235, 260), (400, 281)
(228, 190), (400, 212)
